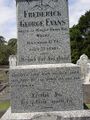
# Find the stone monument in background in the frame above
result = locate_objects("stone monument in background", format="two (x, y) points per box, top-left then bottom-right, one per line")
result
(77, 54), (90, 105)
(1, 0), (90, 119)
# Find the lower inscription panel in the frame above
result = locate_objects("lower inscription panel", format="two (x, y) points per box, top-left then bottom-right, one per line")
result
(10, 64), (83, 112)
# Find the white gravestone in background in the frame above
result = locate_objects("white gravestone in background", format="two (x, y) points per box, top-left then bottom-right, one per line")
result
(77, 54), (90, 83)
(77, 54), (88, 79)
(9, 55), (17, 68)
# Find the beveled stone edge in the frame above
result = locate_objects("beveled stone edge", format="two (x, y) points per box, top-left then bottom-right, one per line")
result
(9, 63), (79, 70)
(1, 107), (90, 120)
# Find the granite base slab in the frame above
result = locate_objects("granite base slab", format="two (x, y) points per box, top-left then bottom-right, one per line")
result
(10, 63), (83, 112)
(1, 107), (90, 120)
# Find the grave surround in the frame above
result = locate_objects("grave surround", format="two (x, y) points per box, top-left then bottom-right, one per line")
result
(1, 108), (90, 120)
(1, 0), (90, 120)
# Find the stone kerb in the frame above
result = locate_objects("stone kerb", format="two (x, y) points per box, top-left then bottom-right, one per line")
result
(1, 108), (90, 120)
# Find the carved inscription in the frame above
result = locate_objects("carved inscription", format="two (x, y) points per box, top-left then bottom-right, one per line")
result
(11, 66), (83, 112)
(17, 0), (71, 65)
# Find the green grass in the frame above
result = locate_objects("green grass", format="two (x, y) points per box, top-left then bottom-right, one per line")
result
(86, 104), (90, 109)
(0, 70), (8, 81)
(0, 101), (10, 111)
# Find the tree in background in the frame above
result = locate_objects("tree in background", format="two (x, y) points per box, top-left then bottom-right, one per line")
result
(0, 38), (17, 65)
(8, 38), (17, 55)
(0, 36), (6, 44)
(70, 10), (90, 63)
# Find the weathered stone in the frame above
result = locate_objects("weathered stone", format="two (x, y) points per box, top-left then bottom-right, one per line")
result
(83, 84), (90, 104)
(77, 54), (90, 83)
(77, 54), (89, 80)
(1, 108), (90, 120)
(1, 0), (87, 119)
(9, 55), (17, 68)
(10, 63), (83, 113)
(16, 0), (71, 65)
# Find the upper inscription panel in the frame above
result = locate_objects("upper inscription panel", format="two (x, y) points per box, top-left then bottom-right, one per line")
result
(17, 0), (71, 65)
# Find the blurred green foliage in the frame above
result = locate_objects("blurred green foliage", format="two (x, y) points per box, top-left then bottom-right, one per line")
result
(70, 10), (90, 63)
(0, 38), (17, 65)
(0, 101), (10, 111)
